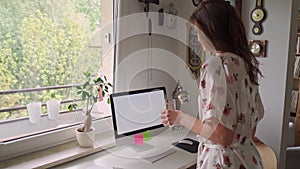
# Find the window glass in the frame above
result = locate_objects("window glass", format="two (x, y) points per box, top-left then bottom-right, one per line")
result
(0, 0), (113, 142)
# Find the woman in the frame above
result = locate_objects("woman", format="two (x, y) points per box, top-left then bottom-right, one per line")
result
(161, 0), (264, 168)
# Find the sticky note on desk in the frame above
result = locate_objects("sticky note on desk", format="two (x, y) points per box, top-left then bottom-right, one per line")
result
(134, 133), (144, 145)
(142, 130), (152, 142)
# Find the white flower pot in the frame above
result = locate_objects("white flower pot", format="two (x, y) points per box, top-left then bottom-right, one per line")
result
(75, 127), (95, 148)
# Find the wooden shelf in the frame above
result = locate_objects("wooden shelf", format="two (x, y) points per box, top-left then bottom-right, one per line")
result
(292, 14), (300, 146)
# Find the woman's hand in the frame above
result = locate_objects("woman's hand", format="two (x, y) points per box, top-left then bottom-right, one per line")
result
(160, 109), (182, 126)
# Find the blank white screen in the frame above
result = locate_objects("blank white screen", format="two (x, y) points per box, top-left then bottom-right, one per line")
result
(113, 90), (165, 135)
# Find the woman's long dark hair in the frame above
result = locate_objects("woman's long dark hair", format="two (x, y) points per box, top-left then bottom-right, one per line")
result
(190, 0), (262, 85)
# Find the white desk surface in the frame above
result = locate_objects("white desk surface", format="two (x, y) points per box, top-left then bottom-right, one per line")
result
(54, 127), (198, 169)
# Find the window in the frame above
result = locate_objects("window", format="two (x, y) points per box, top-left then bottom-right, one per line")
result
(0, 0), (113, 159)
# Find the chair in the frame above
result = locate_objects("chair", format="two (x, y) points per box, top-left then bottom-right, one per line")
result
(255, 142), (277, 169)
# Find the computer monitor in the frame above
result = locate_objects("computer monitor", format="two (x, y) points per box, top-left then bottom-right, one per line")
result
(110, 87), (166, 138)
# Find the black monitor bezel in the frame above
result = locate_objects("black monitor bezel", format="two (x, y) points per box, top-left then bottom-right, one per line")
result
(110, 86), (166, 138)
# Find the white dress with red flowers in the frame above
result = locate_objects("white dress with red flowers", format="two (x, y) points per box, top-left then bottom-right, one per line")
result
(197, 53), (264, 169)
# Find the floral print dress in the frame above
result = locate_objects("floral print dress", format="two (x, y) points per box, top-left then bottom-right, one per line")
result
(197, 53), (264, 169)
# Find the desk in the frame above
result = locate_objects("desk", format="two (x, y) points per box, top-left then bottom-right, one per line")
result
(54, 128), (197, 169)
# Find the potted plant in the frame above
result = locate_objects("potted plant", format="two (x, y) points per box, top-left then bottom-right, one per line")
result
(68, 71), (112, 147)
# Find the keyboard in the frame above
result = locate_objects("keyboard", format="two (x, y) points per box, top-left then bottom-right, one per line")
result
(141, 148), (176, 163)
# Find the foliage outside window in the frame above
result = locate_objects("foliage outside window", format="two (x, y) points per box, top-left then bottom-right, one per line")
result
(0, 0), (103, 122)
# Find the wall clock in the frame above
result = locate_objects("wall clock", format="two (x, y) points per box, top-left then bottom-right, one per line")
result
(192, 0), (202, 7)
(249, 40), (267, 57)
(251, 0), (266, 35)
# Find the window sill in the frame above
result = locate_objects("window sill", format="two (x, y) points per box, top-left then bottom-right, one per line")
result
(0, 102), (110, 143)
(0, 106), (112, 161)
(0, 130), (115, 169)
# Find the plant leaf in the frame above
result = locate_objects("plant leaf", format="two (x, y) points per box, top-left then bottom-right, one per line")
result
(102, 90), (106, 97)
(76, 86), (82, 90)
(68, 104), (73, 111)
(94, 78), (100, 83)
(104, 76), (107, 81)
(68, 104), (77, 111)
(108, 83), (113, 87)
(107, 97), (110, 104)
(84, 71), (91, 77)
(83, 81), (89, 89)
(82, 91), (89, 100)
(77, 91), (82, 94)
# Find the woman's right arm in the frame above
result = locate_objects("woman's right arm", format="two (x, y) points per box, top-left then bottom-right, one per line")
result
(161, 110), (234, 146)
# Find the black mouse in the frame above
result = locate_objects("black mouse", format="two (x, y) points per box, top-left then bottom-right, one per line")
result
(172, 138), (199, 153)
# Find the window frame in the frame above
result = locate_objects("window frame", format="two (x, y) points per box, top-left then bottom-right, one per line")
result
(0, 0), (115, 161)
(0, 117), (113, 161)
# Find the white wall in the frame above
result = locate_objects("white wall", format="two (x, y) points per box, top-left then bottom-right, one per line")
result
(115, 0), (199, 117)
(242, 0), (299, 168)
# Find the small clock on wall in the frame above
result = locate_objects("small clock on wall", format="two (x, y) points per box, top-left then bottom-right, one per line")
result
(192, 0), (202, 7)
(249, 40), (268, 57)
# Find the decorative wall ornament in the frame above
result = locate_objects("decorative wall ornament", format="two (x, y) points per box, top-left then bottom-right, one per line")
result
(186, 25), (205, 79)
(165, 3), (178, 30)
(138, 0), (159, 17)
(192, 0), (202, 7)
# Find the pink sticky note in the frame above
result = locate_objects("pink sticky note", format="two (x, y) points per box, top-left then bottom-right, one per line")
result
(134, 133), (144, 145)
